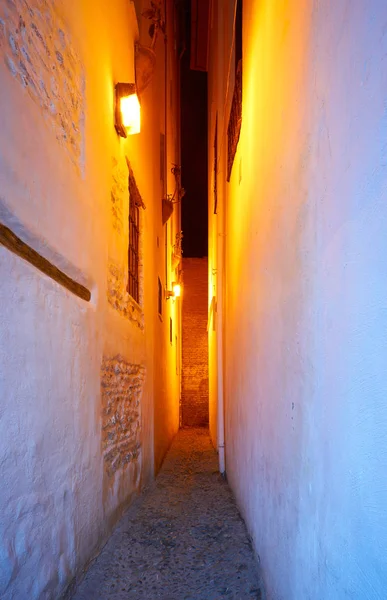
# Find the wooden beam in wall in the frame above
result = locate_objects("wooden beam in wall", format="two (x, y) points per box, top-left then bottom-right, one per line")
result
(0, 222), (91, 302)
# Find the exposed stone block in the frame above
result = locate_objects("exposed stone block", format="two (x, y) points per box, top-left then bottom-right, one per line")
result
(107, 261), (145, 329)
(101, 356), (145, 478)
(0, 0), (85, 169)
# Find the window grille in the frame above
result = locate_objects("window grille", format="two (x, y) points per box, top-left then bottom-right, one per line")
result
(214, 114), (218, 214)
(158, 277), (163, 316)
(227, 0), (243, 182)
(128, 189), (140, 303)
(227, 59), (242, 182)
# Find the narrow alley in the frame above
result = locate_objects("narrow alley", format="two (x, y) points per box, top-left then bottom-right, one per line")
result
(2, 0), (387, 599)
(71, 429), (263, 600)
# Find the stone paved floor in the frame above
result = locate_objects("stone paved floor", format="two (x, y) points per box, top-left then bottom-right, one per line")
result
(72, 428), (263, 600)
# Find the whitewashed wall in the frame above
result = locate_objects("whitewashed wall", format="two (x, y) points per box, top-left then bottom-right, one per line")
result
(209, 1), (387, 598)
(0, 1), (180, 598)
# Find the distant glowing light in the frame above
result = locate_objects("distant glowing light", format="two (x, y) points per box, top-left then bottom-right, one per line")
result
(166, 282), (182, 299)
(172, 283), (181, 297)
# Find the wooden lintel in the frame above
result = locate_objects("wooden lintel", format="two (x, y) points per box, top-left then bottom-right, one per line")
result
(0, 222), (91, 302)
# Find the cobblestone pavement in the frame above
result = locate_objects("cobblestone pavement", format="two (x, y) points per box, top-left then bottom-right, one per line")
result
(72, 428), (264, 600)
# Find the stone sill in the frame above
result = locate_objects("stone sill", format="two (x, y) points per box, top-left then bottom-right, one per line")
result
(127, 293), (143, 315)
(108, 291), (145, 331)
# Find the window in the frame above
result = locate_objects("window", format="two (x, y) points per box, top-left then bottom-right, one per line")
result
(128, 191), (140, 303)
(227, 0), (242, 182)
(213, 113), (218, 214)
(126, 162), (145, 305)
(235, 0), (242, 69)
(158, 277), (163, 317)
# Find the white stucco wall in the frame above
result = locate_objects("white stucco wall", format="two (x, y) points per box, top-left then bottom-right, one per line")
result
(0, 1), (181, 598)
(209, 1), (387, 598)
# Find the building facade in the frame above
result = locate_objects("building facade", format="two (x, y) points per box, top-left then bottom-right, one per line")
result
(208, 1), (387, 598)
(0, 1), (183, 597)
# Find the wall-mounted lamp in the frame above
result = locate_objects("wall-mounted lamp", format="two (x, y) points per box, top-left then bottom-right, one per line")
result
(115, 83), (141, 137)
(172, 282), (181, 297)
(166, 282), (182, 300)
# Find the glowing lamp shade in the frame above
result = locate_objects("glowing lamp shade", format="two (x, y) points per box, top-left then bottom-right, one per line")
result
(166, 282), (182, 300)
(172, 283), (181, 298)
(115, 83), (141, 138)
(121, 94), (140, 134)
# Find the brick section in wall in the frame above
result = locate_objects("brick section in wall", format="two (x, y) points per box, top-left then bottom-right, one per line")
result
(182, 257), (209, 426)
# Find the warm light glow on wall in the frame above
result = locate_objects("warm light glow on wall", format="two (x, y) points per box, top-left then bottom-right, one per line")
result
(172, 282), (181, 297)
(166, 282), (182, 299)
(121, 94), (140, 134)
(115, 83), (140, 137)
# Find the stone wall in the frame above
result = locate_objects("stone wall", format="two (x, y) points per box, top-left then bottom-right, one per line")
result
(181, 257), (209, 426)
(101, 357), (145, 479)
(0, 0), (84, 171)
(0, 0), (182, 598)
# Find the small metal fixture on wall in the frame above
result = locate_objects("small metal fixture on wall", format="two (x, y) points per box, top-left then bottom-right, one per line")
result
(172, 230), (183, 269)
(162, 164), (185, 224)
(136, 1), (166, 94)
(115, 83), (141, 138)
(173, 231), (183, 257)
(166, 281), (182, 300)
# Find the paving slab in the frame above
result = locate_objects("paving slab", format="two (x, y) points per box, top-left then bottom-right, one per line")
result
(71, 428), (263, 600)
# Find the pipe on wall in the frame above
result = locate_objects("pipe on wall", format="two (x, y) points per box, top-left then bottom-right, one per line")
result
(217, 208), (225, 475)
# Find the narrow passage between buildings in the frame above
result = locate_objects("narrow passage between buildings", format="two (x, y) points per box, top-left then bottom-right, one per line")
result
(72, 428), (263, 599)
